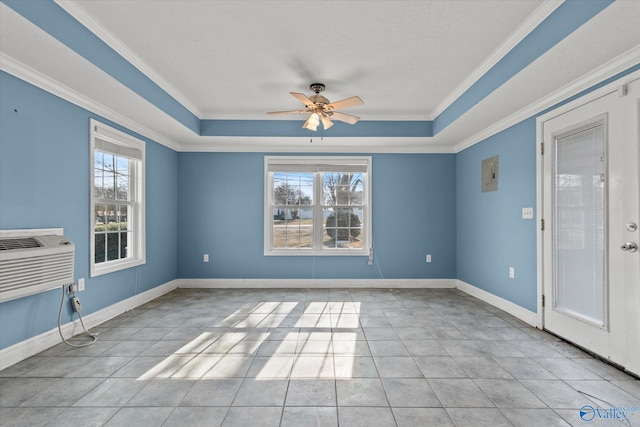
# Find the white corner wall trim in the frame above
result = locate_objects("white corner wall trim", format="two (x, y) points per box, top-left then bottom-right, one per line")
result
(456, 280), (540, 327)
(0, 53), (181, 152)
(178, 278), (457, 289)
(0, 279), (178, 371)
(454, 45), (640, 153)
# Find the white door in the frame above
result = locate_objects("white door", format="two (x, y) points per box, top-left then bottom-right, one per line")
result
(541, 77), (640, 375)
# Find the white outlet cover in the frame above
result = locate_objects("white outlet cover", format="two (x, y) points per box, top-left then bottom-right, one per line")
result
(522, 207), (534, 219)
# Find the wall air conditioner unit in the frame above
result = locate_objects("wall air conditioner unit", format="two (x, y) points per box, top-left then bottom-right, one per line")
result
(0, 230), (75, 303)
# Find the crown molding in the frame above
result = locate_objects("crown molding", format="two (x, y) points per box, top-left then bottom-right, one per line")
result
(430, 0), (563, 120)
(55, 0), (202, 119)
(1, 52), (181, 151)
(179, 136), (455, 154)
(201, 113), (433, 121)
(453, 45), (640, 153)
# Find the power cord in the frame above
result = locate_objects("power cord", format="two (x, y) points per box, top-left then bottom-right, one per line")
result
(58, 285), (98, 347)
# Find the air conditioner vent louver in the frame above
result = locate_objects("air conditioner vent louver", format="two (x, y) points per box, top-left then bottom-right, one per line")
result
(0, 233), (74, 302)
(0, 237), (43, 251)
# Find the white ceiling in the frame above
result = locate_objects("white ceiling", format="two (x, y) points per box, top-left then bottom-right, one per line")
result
(1, 0), (639, 152)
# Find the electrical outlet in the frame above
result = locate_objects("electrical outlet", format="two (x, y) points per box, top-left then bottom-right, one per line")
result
(204, 254), (209, 263)
(77, 278), (85, 292)
(426, 254), (432, 263)
(509, 267), (515, 278)
(67, 283), (77, 294)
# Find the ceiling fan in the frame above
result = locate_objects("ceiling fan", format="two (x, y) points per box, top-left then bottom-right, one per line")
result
(267, 83), (364, 131)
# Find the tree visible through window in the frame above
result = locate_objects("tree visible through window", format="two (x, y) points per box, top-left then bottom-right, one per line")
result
(265, 157), (371, 256)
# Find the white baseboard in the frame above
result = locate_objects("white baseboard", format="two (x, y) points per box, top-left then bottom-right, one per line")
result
(0, 279), (178, 371)
(456, 279), (540, 327)
(178, 278), (457, 289)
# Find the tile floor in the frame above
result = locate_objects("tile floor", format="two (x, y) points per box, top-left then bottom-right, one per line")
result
(1, 288), (639, 426)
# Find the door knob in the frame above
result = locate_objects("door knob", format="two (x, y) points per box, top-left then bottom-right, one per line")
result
(621, 242), (638, 252)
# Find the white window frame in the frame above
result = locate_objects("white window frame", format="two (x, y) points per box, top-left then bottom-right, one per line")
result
(264, 156), (372, 256)
(89, 119), (145, 277)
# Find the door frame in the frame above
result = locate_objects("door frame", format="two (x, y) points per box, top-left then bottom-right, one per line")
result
(536, 70), (640, 360)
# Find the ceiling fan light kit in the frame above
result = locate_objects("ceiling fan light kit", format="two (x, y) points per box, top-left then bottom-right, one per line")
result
(267, 83), (364, 131)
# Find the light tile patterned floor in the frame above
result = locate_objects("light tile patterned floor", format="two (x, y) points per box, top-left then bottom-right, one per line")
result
(1, 288), (639, 426)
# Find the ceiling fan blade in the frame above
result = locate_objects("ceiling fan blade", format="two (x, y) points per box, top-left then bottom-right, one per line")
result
(321, 114), (334, 130)
(327, 96), (364, 111)
(267, 110), (308, 115)
(290, 92), (315, 107)
(331, 111), (360, 125)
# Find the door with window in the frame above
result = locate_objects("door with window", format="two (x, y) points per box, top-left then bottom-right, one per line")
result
(541, 77), (640, 375)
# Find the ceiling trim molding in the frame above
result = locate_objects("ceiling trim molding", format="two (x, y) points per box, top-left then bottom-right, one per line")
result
(453, 46), (640, 153)
(55, 0), (203, 119)
(0, 52), (181, 152)
(179, 137), (456, 154)
(201, 113), (433, 122)
(430, 0), (563, 120)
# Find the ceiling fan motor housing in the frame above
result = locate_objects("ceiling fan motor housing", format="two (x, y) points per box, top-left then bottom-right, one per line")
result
(310, 94), (330, 107)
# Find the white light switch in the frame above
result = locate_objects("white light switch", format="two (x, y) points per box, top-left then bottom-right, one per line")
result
(509, 267), (515, 278)
(203, 254), (209, 263)
(522, 207), (534, 219)
(426, 254), (432, 263)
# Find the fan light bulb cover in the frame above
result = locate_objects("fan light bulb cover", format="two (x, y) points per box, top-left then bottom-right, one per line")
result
(321, 114), (334, 130)
(303, 113), (320, 131)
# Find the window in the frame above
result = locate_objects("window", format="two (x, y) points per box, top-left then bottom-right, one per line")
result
(265, 156), (371, 256)
(90, 119), (145, 276)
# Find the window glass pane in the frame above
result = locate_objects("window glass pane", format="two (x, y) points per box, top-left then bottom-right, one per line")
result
(105, 204), (118, 231)
(117, 205), (129, 230)
(95, 234), (106, 264)
(103, 171), (115, 200)
(120, 231), (129, 259)
(103, 153), (114, 171)
(106, 232), (120, 261)
(95, 204), (106, 232)
(94, 151), (104, 171)
(116, 156), (128, 175)
(272, 208), (313, 248)
(350, 177), (364, 205)
(94, 172), (104, 198)
(554, 124), (605, 325)
(323, 207), (363, 249)
(323, 173), (364, 206)
(273, 172), (313, 205)
(116, 173), (129, 200)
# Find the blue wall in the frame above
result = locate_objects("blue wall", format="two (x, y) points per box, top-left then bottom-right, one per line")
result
(177, 153), (457, 280)
(456, 119), (538, 311)
(0, 72), (179, 349)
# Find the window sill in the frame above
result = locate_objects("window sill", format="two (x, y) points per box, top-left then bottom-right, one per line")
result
(264, 249), (368, 257)
(90, 257), (145, 277)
